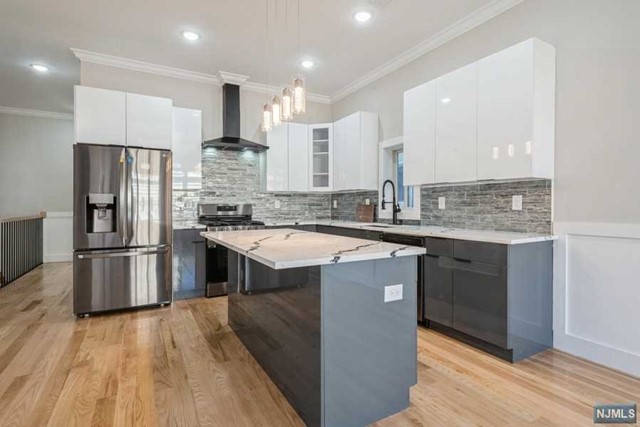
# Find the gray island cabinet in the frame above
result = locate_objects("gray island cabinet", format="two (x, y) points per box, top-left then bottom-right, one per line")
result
(202, 229), (426, 427)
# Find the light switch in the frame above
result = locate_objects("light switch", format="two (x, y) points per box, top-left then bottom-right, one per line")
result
(512, 195), (523, 211)
(275, 200), (281, 209)
(365, 198), (370, 205)
(332, 200), (338, 209)
(384, 284), (403, 303)
(438, 197), (446, 210)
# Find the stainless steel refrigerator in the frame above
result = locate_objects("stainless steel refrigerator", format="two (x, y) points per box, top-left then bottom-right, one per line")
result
(73, 144), (172, 316)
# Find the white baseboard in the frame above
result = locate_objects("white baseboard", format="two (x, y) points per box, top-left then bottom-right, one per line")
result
(554, 221), (640, 378)
(43, 212), (73, 264)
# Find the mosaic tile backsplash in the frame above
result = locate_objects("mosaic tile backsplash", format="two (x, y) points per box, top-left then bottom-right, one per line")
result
(173, 149), (552, 234)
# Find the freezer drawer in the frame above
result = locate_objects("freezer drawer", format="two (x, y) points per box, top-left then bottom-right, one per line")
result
(73, 245), (172, 315)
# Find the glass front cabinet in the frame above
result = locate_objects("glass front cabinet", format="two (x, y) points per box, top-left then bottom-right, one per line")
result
(308, 124), (333, 191)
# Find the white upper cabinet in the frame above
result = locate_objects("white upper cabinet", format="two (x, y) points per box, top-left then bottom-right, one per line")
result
(435, 63), (478, 183)
(126, 93), (173, 150)
(266, 123), (289, 192)
(333, 112), (379, 191)
(75, 86), (174, 150)
(309, 124), (333, 191)
(74, 86), (126, 145)
(403, 81), (436, 186)
(403, 37), (555, 186)
(172, 107), (202, 190)
(477, 38), (555, 180)
(287, 123), (309, 192)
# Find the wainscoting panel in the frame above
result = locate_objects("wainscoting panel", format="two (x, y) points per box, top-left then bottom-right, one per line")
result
(44, 212), (73, 263)
(554, 222), (640, 377)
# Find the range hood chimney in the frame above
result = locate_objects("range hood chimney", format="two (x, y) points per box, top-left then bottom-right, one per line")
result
(203, 83), (268, 152)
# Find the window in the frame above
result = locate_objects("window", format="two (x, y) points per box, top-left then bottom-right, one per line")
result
(394, 150), (414, 209)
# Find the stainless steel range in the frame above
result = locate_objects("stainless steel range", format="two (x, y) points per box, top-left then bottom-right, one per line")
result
(198, 204), (265, 297)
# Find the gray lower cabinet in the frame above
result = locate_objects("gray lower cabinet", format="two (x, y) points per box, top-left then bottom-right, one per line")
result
(452, 259), (508, 348)
(424, 237), (553, 362)
(423, 255), (454, 327)
(173, 229), (206, 299)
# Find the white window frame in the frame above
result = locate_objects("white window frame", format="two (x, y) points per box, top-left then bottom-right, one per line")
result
(378, 137), (421, 221)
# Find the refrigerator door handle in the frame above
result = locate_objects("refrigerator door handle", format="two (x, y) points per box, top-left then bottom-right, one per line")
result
(118, 148), (128, 246)
(77, 246), (170, 259)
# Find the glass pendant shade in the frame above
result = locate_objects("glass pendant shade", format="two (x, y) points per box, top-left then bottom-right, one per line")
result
(271, 95), (282, 127)
(292, 76), (306, 115)
(262, 103), (273, 132)
(281, 87), (293, 121)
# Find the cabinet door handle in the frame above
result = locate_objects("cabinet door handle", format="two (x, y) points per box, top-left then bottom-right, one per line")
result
(454, 258), (472, 263)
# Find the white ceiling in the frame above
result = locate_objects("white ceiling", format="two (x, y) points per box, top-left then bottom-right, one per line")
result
(0, 0), (503, 114)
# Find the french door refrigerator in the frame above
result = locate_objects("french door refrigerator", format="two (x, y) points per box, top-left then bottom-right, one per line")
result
(73, 144), (172, 316)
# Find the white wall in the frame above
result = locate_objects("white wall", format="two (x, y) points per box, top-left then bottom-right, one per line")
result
(80, 62), (333, 142)
(0, 113), (74, 217)
(332, 0), (640, 375)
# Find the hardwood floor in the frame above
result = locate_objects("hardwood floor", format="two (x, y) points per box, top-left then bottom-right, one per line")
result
(0, 263), (637, 426)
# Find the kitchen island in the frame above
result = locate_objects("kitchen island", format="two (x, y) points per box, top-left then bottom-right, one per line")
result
(202, 228), (426, 427)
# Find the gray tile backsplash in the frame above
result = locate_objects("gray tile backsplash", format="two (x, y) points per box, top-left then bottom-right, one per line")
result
(330, 191), (378, 221)
(173, 149), (552, 233)
(420, 179), (552, 234)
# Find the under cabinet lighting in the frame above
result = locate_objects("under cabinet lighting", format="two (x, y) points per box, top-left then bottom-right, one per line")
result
(492, 146), (500, 160)
(508, 144), (515, 158)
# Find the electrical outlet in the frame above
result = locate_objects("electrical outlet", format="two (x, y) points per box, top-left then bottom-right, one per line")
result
(275, 200), (281, 209)
(438, 197), (446, 210)
(384, 284), (403, 303)
(332, 200), (337, 209)
(365, 198), (370, 205)
(512, 195), (523, 211)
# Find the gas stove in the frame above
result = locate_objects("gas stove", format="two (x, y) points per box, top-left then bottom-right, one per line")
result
(198, 203), (265, 232)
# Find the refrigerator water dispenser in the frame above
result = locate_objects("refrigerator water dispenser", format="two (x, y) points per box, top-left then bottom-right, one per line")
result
(86, 193), (116, 233)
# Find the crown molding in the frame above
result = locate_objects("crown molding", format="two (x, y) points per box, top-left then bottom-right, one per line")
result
(217, 71), (249, 85)
(71, 48), (331, 104)
(71, 48), (220, 85)
(330, 0), (524, 102)
(0, 106), (73, 120)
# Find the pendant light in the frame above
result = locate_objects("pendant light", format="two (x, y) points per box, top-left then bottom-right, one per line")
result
(262, 103), (273, 132)
(281, 86), (293, 121)
(292, 0), (306, 115)
(271, 95), (282, 126)
(262, 0), (272, 132)
(292, 75), (306, 115)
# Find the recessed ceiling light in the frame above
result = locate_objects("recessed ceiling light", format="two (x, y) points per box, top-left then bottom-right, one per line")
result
(182, 31), (200, 41)
(301, 60), (314, 69)
(441, 97), (451, 104)
(353, 11), (373, 23)
(30, 64), (49, 73)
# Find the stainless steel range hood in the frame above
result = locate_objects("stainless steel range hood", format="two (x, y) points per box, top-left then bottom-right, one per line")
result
(203, 84), (268, 152)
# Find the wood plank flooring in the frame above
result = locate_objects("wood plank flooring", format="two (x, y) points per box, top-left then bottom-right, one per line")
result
(0, 262), (638, 426)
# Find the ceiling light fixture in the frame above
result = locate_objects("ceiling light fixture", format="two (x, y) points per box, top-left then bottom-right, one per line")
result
(301, 60), (314, 69)
(182, 31), (200, 41)
(354, 10), (373, 23)
(441, 97), (451, 104)
(30, 64), (49, 73)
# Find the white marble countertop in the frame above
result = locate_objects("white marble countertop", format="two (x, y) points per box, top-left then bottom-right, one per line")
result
(264, 221), (557, 245)
(201, 228), (426, 270)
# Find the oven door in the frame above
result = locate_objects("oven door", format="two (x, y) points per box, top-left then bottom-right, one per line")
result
(206, 240), (228, 297)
